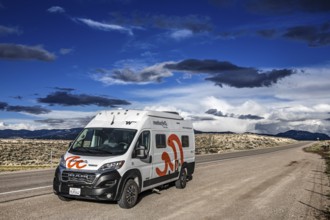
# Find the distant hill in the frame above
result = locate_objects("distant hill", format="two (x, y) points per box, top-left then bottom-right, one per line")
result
(0, 128), (328, 141)
(195, 130), (330, 141)
(194, 130), (235, 135)
(276, 130), (330, 141)
(0, 128), (82, 140)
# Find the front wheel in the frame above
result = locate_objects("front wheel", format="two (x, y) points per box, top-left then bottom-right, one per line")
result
(118, 179), (139, 209)
(175, 168), (187, 189)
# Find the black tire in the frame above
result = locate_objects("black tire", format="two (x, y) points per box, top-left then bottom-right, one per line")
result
(58, 195), (72, 201)
(118, 179), (139, 209)
(175, 168), (187, 189)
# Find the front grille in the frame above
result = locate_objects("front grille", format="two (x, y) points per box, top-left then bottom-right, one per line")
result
(62, 171), (96, 184)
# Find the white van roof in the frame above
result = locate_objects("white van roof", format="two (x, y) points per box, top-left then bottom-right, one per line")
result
(85, 109), (187, 130)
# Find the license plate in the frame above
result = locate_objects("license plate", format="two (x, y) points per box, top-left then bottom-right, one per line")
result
(69, 187), (81, 196)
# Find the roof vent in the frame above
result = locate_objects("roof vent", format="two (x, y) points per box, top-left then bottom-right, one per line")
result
(163, 111), (180, 115)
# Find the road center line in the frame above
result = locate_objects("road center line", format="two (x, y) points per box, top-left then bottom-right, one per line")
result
(0, 185), (52, 196)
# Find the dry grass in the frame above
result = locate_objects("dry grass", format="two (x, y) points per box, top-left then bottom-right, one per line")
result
(304, 141), (330, 219)
(195, 133), (296, 155)
(0, 139), (70, 167)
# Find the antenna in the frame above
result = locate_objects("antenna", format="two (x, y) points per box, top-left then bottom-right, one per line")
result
(111, 115), (115, 125)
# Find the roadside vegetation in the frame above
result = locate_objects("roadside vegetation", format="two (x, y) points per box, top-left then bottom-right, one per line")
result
(195, 133), (295, 155)
(0, 134), (295, 172)
(304, 141), (330, 219)
(0, 139), (70, 172)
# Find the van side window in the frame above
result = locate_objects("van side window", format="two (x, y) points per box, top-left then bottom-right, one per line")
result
(156, 134), (166, 148)
(181, 135), (189, 148)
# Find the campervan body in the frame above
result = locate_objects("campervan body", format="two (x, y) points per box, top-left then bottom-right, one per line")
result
(53, 110), (195, 208)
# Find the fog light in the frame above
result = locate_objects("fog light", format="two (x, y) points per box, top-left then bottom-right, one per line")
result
(106, 193), (112, 199)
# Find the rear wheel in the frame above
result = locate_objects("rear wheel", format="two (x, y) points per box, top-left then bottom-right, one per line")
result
(118, 179), (139, 209)
(175, 168), (187, 189)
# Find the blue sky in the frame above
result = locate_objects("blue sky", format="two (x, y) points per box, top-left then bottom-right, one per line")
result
(0, 0), (330, 135)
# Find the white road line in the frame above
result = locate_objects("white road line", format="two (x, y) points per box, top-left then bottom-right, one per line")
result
(0, 185), (52, 196)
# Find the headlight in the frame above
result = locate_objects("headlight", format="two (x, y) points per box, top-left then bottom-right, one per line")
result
(99, 160), (125, 171)
(59, 155), (66, 168)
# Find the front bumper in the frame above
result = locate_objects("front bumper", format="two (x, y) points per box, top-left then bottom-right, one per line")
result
(53, 166), (121, 201)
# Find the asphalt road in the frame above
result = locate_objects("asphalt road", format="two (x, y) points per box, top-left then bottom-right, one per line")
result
(1, 141), (329, 219)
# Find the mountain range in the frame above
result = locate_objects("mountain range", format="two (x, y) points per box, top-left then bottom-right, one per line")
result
(0, 128), (83, 140)
(0, 128), (328, 141)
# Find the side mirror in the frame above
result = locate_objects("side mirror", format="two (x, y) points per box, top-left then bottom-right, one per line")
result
(136, 146), (147, 159)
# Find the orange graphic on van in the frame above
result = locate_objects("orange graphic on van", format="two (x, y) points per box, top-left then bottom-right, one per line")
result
(156, 134), (184, 177)
(66, 156), (87, 169)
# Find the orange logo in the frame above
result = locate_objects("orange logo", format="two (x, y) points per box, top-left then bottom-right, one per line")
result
(66, 156), (87, 169)
(156, 134), (184, 177)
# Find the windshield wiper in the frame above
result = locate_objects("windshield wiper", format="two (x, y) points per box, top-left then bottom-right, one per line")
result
(71, 147), (113, 155)
(71, 147), (99, 153)
(94, 148), (114, 154)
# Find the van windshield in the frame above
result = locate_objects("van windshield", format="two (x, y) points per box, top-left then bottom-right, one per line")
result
(69, 128), (137, 156)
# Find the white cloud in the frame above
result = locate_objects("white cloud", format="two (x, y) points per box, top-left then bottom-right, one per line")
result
(255, 119), (330, 136)
(47, 6), (65, 13)
(75, 18), (133, 35)
(0, 25), (22, 36)
(170, 29), (193, 40)
(194, 117), (255, 133)
(129, 63), (330, 134)
(274, 66), (330, 104)
(0, 110), (97, 130)
(59, 48), (73, 55)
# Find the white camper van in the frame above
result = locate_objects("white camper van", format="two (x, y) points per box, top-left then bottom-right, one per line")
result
(53, 110), (195, 208)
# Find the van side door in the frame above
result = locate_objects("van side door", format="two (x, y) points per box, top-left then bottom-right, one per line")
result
(131, 130), (152, 186)
(148, 132), (178, 185)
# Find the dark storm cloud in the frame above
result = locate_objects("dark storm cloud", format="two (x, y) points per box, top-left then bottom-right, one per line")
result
(6, 105), (51, 114)
(282, 23), (330, 47)
(0, 101), (50, 114)
(205, 109), (226, 117)
(0, 25), (21, 36)
(246, 0), (330, 14)
(0, 102), (8, 110)
(92, 64), (172, 84)
(38, 92), (131, 107)
(205, 108), (264, 120)
(93, 59), (294, 87)
(0, 44), (56, 61)
(238, 114), (264, 120)
(165, 59), (244, 73)
(111, 68), (168, 83)
(220, 22), (330, 47)
(11, 96), (23, 100)
(165, 59), (295, 88)
(205, 69), (295, 88)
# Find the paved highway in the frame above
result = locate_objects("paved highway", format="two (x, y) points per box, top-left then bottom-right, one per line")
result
(1, 142), (329, 219)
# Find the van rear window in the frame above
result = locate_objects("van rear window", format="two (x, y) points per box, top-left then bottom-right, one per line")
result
(181, 135), (189, 148)
(156, 134), (166, 148)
